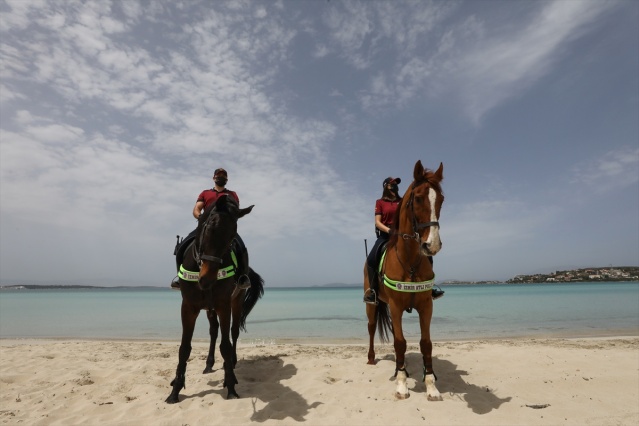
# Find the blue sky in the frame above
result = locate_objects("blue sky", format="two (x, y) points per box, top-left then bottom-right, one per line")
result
(1, 0), (637, 287)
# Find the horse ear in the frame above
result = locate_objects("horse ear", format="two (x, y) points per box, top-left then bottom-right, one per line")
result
(434, 162), (444, 182)
(238, 204), (254, 218)
(414, 160), (425, 181)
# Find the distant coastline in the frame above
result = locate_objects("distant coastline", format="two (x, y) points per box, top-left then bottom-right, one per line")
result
(0, 285), (166, 290)
(1, 266), (637, 290)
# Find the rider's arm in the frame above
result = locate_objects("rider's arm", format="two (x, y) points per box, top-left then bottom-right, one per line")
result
(375, 214), (391, 234)
(193, 201), (205, 219)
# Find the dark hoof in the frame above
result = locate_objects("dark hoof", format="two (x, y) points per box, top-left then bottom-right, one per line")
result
(203, 365), (214, 374)
(226, 390), (240, 399)
(165, 394), (180, 404)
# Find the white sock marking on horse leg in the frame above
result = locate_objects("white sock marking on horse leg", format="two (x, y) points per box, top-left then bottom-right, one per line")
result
(425, 374), (443, 401)
(395, 369), (410, 399)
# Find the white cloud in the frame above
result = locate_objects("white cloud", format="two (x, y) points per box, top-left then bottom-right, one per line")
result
(454, 0), (616, 123)
(333, 0), (618, 123)
(571, 147), (639, 193)
(0, 0), (635, 286)
(0, 0), (370, 249)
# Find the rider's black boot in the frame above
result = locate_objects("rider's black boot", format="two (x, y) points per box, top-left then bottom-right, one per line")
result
(363, 264), (379, 305)
(427, 256), (444, 300)
(432, 287), (445, 300)
(235, 248), (251, 290)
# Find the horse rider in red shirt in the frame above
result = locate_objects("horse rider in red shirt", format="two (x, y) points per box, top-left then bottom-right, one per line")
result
(364, 177), (444, 304)
(171, 168), (251, 290)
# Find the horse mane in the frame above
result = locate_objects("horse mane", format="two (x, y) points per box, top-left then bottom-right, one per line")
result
(387, 168), (443, 250)
(195, 195), (239, 238)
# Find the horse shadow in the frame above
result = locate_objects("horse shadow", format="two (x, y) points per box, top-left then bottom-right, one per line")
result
(403, 352), (512, 414)
(182, 354), (321, 422)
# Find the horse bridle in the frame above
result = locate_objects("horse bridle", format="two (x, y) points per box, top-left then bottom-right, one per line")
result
(396, 182), (440, 244)
(194, 209), (226, 267)
(393, 182), (440, 280)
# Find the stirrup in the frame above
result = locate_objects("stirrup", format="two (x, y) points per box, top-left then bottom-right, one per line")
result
(431, 286), (445, 300)
(236, 274), (251, 290)
(170, 278), (180, 290)
(363, 289), (378, 305)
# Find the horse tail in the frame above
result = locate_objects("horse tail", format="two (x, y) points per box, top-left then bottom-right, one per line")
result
(238, 267), (265, 332)
(375, 300), (393, 343)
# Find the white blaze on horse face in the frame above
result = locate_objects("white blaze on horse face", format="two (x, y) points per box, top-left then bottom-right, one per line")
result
(424, 187), (442, 254)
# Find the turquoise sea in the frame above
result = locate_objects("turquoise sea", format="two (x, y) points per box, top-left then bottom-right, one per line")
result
(1, 283), (638, 343)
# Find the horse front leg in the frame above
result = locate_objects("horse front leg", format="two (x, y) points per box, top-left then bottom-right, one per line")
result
(166, 303), (199, 404)
(419, 297), (442, 401)
(203, 309), (219, 374)
(218, 311), (240, 399)
(391, 308), (409, 400)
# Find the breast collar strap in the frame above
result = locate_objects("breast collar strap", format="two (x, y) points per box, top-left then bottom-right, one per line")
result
(198, 254), (223, 264)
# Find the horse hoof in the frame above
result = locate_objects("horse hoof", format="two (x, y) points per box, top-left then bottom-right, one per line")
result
(395, 392), (410, 400)
(165, 394), (180, 404)
(367, 359), (376, 365)
(226, 391), (240, 399)
(203, 366), (214, 374)
(427, 393), (443, 401)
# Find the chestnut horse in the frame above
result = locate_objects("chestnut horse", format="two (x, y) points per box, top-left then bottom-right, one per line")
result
(166, 195), (264, 403)
(364, 160), (444, 401)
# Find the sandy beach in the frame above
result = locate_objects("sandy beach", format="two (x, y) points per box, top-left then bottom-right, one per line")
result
(1, 337), (638, 425)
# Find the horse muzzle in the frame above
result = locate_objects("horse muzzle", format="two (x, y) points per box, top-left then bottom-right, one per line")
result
(422, 237), (442, 256)
(197, 263), (219, 291)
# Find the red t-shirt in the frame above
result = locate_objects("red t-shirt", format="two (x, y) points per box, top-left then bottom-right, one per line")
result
(197, 189), (239, 209)
(375, 198), (400, 227)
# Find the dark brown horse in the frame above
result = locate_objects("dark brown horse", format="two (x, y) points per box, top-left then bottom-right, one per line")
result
(364, 160), (444, 400)
(166, 195), (264, 403)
